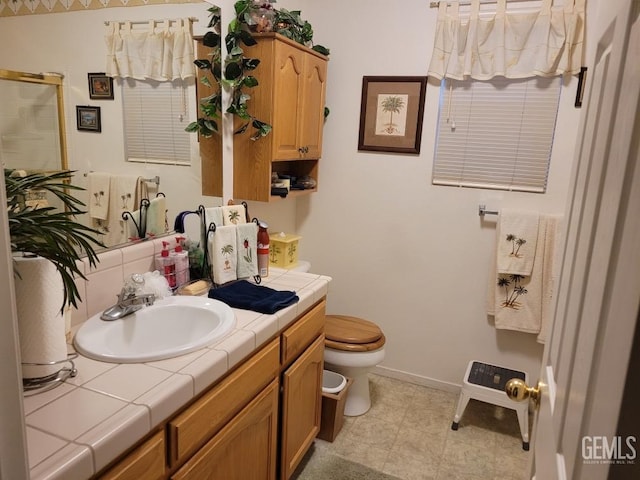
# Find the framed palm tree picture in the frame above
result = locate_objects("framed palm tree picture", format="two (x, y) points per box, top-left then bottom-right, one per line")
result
(358, 76), (427, 154)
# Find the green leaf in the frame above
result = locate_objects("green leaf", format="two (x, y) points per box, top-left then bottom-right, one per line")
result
(242, 58), (261, 70)
(185, 121), (199, 133)
(252, 120), (272, 139)
(312, 45), (330, 56)
(203, 31), (220, 48)
(6, 169), (105, 310)
(234, 122), (250, 135)
(194, 59), (212, 70)
(225, 32), (237, 53)
(225, 62), (243, 80)
(203, 119), (219, 133)
(234, 0), (250, 16)
(243, 76), (259, 88)
(230, 45), (244, 56)
(200, 75), (212, 88)
(239, 30), (258, 47)
(212, 63), (222, 82)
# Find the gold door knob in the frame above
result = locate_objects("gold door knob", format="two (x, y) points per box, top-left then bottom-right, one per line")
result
(505, 378), (541, 406)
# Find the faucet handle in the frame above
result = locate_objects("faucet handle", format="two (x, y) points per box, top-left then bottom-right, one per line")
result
(122, 273), (145, 297)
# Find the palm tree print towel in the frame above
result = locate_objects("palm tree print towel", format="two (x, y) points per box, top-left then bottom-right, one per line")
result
(487, 215), (561, 340)
(496, 209), (540, 276)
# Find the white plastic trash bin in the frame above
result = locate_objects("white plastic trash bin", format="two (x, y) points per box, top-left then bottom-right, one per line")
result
(318, 370), (351, 442)
(322, 369), (347, 394)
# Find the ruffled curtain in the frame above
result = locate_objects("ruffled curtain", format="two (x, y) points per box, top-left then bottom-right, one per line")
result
(428, 0), (585, 80)
(105, 19), (195, 81)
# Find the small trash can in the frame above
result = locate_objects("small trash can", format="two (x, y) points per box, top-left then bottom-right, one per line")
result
(318, 370), (352, 442)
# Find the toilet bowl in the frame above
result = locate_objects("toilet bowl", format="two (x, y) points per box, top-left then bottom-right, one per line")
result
(323, 315), (386, 416)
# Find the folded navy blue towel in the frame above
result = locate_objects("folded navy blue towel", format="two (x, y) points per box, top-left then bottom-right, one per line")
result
(208, 280), (298, 314)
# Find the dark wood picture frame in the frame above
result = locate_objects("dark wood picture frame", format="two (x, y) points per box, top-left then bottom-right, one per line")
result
(358, 76), (427, 154)
(76, 106), (101, 132)
(88, 73), (114, 100)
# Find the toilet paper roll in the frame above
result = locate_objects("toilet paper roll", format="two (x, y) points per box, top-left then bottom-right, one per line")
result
(14, 256), (68, 379)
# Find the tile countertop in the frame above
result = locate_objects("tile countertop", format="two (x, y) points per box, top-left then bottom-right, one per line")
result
(24, 269), (331, 480)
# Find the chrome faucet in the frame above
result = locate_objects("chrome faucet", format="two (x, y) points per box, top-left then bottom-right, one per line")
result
(101, 274), (156, 321)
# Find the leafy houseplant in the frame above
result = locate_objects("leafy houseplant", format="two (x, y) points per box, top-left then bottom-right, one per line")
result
(187, 0), (330, 141)
(5, 169), (104, 312)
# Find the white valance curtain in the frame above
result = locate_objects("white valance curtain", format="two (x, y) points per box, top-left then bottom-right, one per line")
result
(428, 0), (585, 80)
(105, 18), (195, 81)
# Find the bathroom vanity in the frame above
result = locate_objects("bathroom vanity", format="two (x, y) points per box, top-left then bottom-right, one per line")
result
(24, 269), (331, 480)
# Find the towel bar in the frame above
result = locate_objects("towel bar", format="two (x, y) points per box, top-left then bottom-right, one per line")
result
(478, 204), (499, 216)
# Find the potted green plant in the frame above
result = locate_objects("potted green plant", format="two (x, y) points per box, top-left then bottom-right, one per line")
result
(5, 169), (104, 381)
(187, 1), (329, 140)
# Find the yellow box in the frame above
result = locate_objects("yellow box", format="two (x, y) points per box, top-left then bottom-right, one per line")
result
(269, 233), (301, 268)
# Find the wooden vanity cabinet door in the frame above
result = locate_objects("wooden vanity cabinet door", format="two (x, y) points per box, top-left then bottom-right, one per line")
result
(272, 40), (305, 160)
(281, 300), (325, 367)
(299, 52), (327, 160)
(168, 339), (279, 466)
(98, 431), (165, 480)
(280, 334), (324, 480)
(171, 380), (279, 480)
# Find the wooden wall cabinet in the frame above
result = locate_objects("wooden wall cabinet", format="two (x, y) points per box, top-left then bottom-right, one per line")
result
(233, 33), (328, 202)
(97, 300), (326, 480)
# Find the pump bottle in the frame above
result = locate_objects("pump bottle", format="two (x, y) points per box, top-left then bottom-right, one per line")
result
(155, 241), (176, 289)
(257, 221), (270, 278)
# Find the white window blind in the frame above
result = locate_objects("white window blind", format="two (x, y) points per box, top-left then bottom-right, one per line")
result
(122, 78), (193, 165)
(432, 76), (562, 193)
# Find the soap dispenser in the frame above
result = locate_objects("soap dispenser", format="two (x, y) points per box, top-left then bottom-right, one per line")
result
(155, 241), (176, 289)
(172, 236), (190, 287)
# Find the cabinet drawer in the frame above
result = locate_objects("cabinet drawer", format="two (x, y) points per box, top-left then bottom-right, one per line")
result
(99, 431), (165, 480)
(168, 338), (280, 465)
(171, 380), (279, 480)
(281, 300), (325, 366)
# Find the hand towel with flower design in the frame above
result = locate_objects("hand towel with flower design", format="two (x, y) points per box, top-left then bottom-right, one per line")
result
(236, 222), (258, 279)
(208, 280), (298, 314)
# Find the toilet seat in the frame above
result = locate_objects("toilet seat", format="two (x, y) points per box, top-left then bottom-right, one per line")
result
(325, 315), (386, 352)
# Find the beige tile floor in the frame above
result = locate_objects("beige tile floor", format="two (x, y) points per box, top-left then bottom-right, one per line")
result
(315, 374), (531, 480)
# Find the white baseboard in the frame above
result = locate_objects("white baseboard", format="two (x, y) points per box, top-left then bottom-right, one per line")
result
(372, 365), (462, 394)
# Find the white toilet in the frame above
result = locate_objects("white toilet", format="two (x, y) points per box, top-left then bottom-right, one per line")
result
(293, 261), (386, 416)
(323, 315), (386, 416)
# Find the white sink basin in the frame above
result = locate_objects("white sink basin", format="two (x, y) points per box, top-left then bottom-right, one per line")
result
(74, 296), (236, 363)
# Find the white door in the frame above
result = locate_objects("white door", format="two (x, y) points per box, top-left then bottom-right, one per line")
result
(522, 1), (640, 479)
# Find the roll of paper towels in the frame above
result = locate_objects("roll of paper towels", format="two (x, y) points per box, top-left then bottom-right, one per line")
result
(14, 256), (68, 379)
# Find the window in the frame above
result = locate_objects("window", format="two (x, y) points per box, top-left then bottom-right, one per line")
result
(432, 76), (562, 193)
(121, 78), (195, 166)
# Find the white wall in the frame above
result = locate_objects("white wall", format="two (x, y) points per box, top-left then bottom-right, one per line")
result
(283, 0), (590, 387)
(0, 0), (594, 388)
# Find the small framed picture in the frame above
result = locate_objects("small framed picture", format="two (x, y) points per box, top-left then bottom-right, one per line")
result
(88, 73), (114, 100)
(358, 76), (428, 154)
(76, 106), (101, 132)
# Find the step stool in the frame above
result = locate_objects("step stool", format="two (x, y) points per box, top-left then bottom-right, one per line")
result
(451, 360), (530, 450)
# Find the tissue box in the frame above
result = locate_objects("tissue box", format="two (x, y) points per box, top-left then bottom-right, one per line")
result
(269, 233), (301, 268)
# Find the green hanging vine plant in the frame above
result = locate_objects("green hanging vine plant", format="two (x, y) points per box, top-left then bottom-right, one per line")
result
(187, 1), (329, 141)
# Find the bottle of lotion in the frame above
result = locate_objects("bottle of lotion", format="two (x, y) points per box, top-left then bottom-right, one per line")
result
(257, 221), (270, 278)
(155, 241), (176, 289)
(172, 236), (190, 287)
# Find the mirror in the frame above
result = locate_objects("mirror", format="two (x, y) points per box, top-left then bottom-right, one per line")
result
(0, 3), (223, 251)
(0, 70), (67, 172)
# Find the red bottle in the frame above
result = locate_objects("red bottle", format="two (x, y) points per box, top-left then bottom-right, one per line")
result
(257, 221), (270, 277)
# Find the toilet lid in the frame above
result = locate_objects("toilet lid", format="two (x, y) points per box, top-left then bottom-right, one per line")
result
(325, 315), (383, 344)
